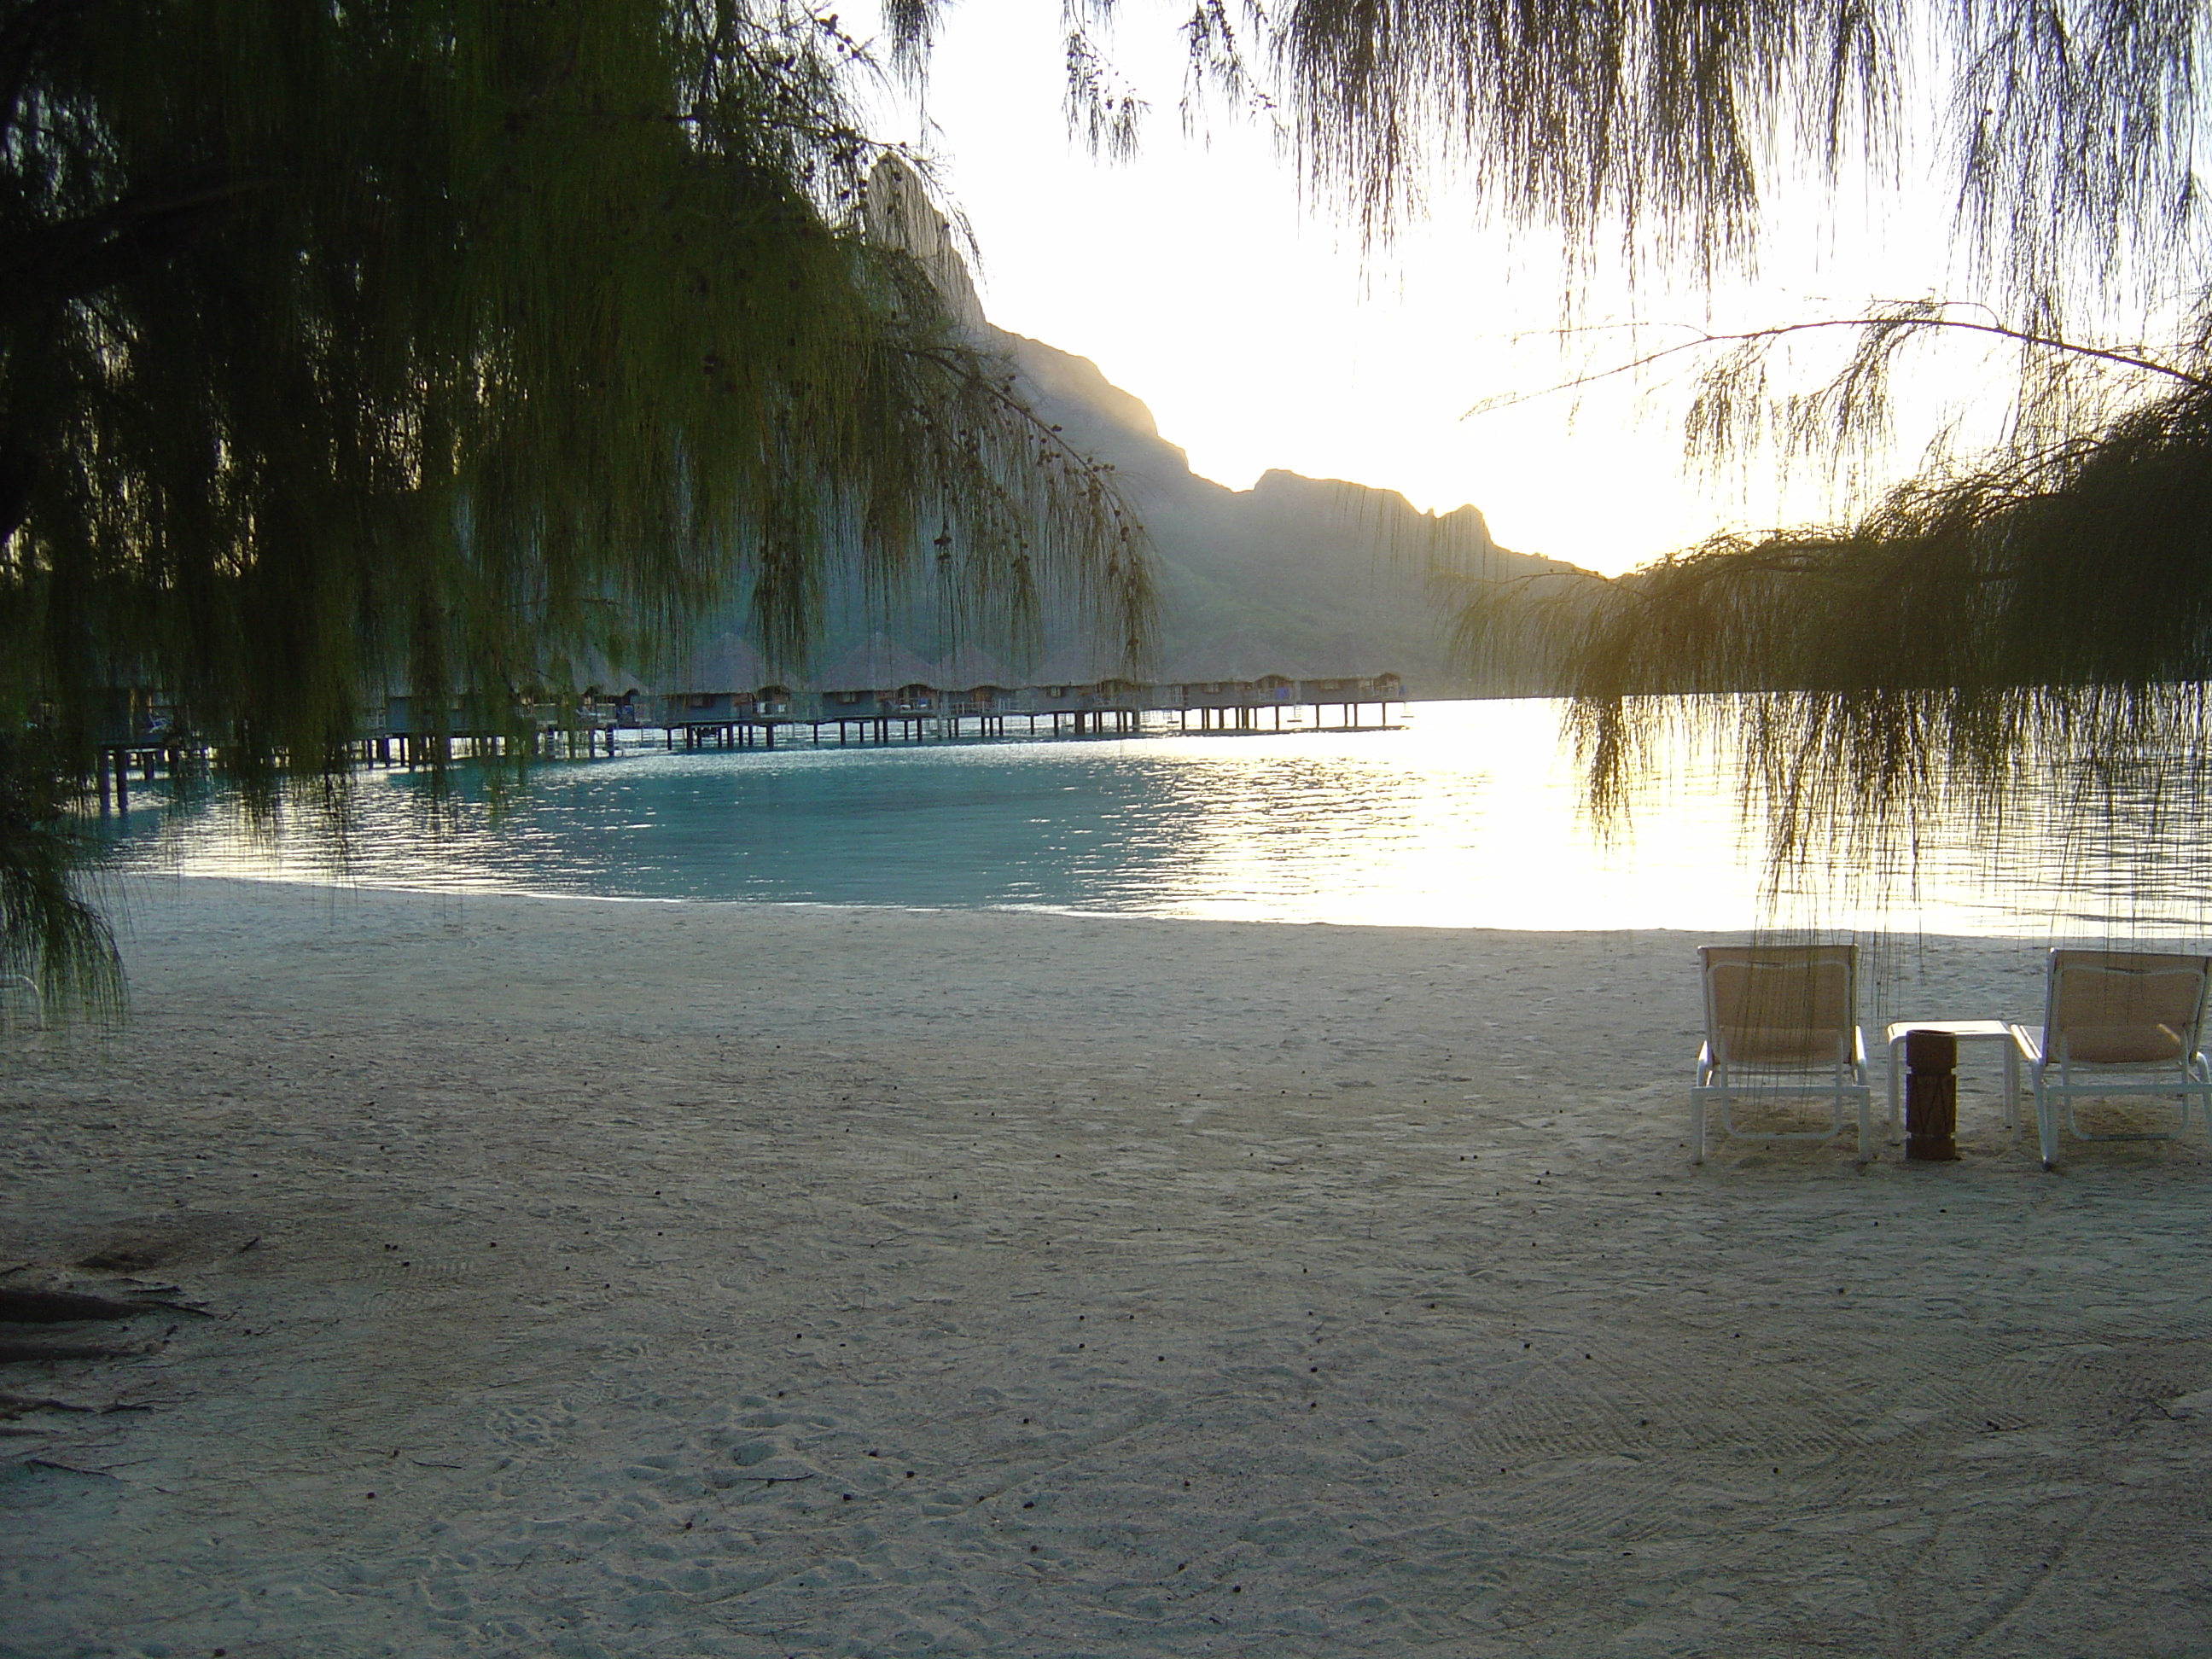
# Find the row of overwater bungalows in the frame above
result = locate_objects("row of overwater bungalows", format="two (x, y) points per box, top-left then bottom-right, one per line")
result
(73, 636), (1400, 801)
(82, 632), (1400, 754)
(594, 633), (1402, 737)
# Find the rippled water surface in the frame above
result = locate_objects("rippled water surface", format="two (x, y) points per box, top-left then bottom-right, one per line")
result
(106, 699), (2212, 937)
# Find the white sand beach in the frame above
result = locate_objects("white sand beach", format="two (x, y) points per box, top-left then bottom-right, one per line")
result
(3, 878), (2209, 1656)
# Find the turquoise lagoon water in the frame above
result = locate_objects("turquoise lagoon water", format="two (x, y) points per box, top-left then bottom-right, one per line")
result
(107, 699), (2212, 939)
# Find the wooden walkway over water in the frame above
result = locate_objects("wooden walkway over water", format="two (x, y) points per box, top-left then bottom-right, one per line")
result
(85, 676), (1405, 809)
(652, 696), (1397, 753)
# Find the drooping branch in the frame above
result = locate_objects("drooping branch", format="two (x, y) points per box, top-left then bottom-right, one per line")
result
(0, 0), (1158, 1017)
(1, 181), (270, 308)
(1462, 308), (2212, 424)
(1455, 353), (2212, 882)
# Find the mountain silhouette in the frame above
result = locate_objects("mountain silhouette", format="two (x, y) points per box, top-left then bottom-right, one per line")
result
(651, 157), (1582, 696)
(999, 328), (1569, 690)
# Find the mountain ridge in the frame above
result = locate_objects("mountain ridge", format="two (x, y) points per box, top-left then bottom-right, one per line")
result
(994, 326), (1565, 691)
(658, 158), (1581, 696)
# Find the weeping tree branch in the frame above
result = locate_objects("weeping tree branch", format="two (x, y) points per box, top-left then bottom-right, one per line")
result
(872, 1), (2212, 919)
(0, 0), (1156, 1018)
(0, 732), (120, 1023)
(1458, 358), (2212, 885)
(1, 181), (272, 307)
(1462, 308), (2212, 424)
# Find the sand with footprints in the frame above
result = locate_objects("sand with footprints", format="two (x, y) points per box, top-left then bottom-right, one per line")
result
(3, 878), (2209, 1655)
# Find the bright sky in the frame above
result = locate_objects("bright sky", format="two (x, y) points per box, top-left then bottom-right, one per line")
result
(852, 0), (2013, 576)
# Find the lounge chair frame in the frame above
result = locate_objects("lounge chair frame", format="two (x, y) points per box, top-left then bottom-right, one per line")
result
(2008, 949), (2212, 1169)
(1691, 945), (1871, 1164)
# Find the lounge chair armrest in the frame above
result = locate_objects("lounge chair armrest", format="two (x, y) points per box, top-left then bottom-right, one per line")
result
(2008, 1022), (2044, 1064)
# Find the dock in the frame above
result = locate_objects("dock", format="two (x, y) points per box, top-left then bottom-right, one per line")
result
(80, 661), (1407, 809)
(582, 667), (1400, 757)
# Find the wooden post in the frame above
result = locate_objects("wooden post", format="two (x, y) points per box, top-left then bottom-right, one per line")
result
(1904, 1028), (1960, 1161)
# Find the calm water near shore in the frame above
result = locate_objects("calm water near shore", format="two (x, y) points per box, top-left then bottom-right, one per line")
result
(106, 698), (2212, 939)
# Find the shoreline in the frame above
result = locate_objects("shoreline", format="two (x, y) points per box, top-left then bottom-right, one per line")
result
(4, 879), (2207, 1654)
(110, 865), (2160, 949)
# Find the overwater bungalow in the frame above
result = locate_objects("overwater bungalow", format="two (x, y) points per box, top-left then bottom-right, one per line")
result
(1296, 671), (1404, 728)
(1156, 643), (1313, 731)
(369, 689), (554, 762)
(380, 690), (486, 743)
(1296, 672), (1404, 701)
(655, 633), (760, 725)
(79, 684), (183, 810)
(1023, 649), (1144, 733)
(813, 635), (950, 739)
(654, 633), (798, 748)
(936, 646), (1022, 733)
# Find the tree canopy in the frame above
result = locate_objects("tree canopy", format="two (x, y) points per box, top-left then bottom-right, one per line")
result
(10, 0), (2210, 1004)
(1, 0), (1155, 1009)
(1204, 0), (2212, 890)
(1265, 0), (2205, 336)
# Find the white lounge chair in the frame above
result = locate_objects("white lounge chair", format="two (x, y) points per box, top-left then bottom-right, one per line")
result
(2008, 949), (2212, 1170)
(1692, 944), (1871, 1164)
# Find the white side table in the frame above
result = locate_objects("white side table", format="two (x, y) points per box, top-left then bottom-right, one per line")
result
(1884, 1020), (2022, 1143)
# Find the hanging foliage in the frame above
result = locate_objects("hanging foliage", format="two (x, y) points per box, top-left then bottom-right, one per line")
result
(1460, 355), (2212, 899)
(0, 0), (1155, 1011)
(1225, 0), (2212, 893)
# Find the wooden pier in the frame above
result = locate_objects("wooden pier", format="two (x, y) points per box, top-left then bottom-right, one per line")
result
(80, 668), (1406, 811)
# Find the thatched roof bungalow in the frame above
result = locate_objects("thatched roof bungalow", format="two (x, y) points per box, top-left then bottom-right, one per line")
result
(380, 690), (500, 736)
(1297, 672), (1403, 701)
(936, 645), (1022, 713)
(654, 632), (782, 726)
(814, 634), (948, 717)
(1025, 648), (1145, 713)
(1159, 640), (1309, 708)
